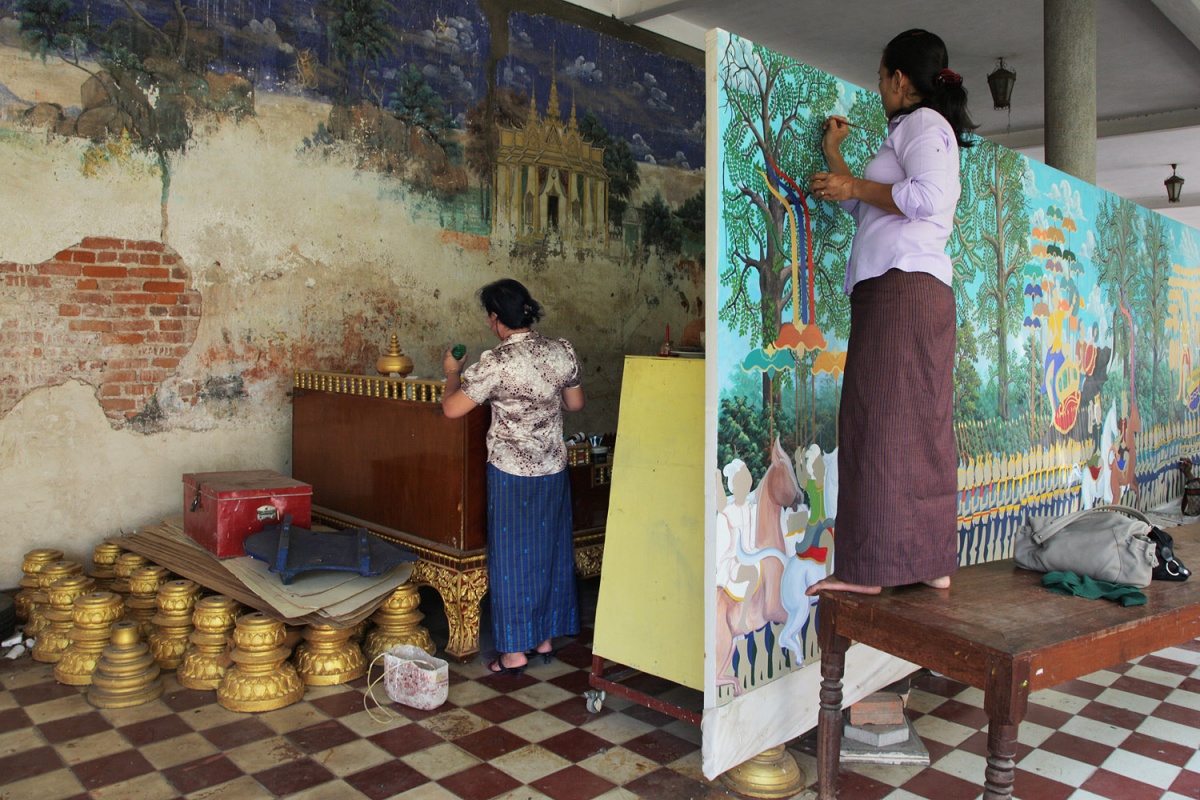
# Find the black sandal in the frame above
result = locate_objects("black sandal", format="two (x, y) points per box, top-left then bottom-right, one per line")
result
(527, 646), (558, 664)
(486, 657), (527, 676)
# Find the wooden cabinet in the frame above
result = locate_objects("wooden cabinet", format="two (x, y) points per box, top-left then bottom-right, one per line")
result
(292, 379), (490, 553)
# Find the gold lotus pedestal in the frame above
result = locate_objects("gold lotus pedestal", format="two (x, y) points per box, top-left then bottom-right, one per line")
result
(89, 541), (124, 593)
(720, 744), (806, 798)
(87, 620), (164, 708)
(111, 553), (150, 598)
(362, 583), (435, 661)
(55, 591), (125, 686)
(26, 560), (83, 639)
(127, 566), (171, 642)
(218, 613), (305, 712)
(31, 575), (95, 663)
(16, 548), (64, 624)
(149, 580), (200, 670)
(294, 624), (367, 686)
(178, 595), (240, 690)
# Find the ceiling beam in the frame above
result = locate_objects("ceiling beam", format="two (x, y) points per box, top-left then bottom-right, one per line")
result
(615, 0), (713, 25)
(1150, 0), (1200, 52)
(987, 107), (1200, 150)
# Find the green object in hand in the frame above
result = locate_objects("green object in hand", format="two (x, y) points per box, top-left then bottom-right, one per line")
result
(452, 344), (466, 360)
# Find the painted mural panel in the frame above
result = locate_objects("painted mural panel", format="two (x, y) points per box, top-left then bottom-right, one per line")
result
(0, 0), (706, 579)
(703, 29), (1200, 777)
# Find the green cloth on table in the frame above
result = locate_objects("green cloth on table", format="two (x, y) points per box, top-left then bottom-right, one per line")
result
(1042, 571), (1147, 607)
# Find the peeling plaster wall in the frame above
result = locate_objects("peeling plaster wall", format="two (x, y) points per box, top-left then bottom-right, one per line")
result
(0, 23), (703, 582)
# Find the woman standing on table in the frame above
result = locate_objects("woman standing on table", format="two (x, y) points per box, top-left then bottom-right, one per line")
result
(806, 29), (974, 596)
(442, 279), (586, 673)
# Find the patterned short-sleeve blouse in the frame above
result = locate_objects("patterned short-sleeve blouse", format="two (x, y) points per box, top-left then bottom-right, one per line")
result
(460, 331), (582, 477)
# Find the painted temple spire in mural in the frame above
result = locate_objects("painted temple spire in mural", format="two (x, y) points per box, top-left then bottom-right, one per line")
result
(492, 63), (609, 241)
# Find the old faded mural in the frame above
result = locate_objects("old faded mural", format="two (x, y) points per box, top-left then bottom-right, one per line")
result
(0, 0), (704, 579)
(702, 29), (1200, 777)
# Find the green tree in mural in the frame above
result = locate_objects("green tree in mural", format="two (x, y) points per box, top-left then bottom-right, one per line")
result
(1093, 195), (1143, 377)
(677, 186), (705, 236)
(323, 0), (397, 102)
(1136, 210), (1173, 424)
(718, 38), (874, 416)
(388, 65), (456, 151)
(954, 294), (983, 420)
(641, 192), (683, 253)
(15, 0), (248, 243)
(949, 140), (1031, 420)
(577, 110), (640, 227)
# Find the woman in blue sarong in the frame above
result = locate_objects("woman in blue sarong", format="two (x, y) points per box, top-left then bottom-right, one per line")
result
(441, 279), (586, 674)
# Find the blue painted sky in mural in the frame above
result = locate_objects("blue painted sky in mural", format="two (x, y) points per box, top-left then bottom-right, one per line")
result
(37, 0), (703, 169)
(505, 13), (704, 170)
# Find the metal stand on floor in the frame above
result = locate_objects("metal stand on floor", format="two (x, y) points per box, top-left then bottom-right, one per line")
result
(586, 654), (701, 724)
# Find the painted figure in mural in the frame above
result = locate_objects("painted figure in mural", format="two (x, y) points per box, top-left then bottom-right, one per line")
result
(714, 440), (809, 693)
(441, 279), (586, 674)
(806, 29), (975, 595)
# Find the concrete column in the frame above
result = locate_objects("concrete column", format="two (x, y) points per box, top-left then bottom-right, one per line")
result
(1044, 0), (1097, 183)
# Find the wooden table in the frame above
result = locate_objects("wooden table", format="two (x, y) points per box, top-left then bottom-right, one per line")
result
(816, 524), (1200, 800)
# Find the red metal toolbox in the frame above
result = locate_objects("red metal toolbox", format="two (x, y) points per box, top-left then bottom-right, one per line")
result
(182, 470), (312, 558)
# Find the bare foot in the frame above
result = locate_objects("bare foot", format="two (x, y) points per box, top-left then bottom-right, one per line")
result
(923, 576), (951, 589)
(805, 576), (882, 596)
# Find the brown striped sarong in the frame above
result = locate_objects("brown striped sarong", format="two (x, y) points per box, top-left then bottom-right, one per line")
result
(835, 269), (958, 586)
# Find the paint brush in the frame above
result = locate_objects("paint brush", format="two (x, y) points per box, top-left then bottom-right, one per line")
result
(830, 119), (881, 135)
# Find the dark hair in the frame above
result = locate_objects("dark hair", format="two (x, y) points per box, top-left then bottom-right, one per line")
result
(478, 278), (542, 329)
(883, 29), (977, 147)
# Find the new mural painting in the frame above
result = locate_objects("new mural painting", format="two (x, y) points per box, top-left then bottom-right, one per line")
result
(703, 28), (1200, 777)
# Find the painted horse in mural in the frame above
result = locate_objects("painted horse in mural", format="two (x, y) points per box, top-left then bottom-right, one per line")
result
(714, 438), (811, 694)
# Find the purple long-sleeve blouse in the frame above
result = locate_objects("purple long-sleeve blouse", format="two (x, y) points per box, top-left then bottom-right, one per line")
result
(840, 107), (961, 295)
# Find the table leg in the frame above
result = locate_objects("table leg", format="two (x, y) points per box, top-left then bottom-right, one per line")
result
(982, 658), (1029, 800)
(411, 561), (489, 662)
(816, 597), (849, 800)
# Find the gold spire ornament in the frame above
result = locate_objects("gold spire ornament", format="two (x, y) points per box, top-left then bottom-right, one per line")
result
(127, 566), (172, 642)
(31, 575), (95, 663)
(362, 583), (434, 660)
(26, 560), (83, 638)
(55, 590), (125, 686)
(15, 548), (64, 623)
(178, 595), (240, 690)
(89, 541), (124, 593)
(217, 613), (305, 712)
(111, 553), (150, 597)
(294, 623), (366, 686)
(87, 620), (164, 708)
(375, 333), (414, 377)
(148, 580), (200, 670)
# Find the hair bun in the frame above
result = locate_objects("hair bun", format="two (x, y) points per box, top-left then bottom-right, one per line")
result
(933, 68), (962, 88)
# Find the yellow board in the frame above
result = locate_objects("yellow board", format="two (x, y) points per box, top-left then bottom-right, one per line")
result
(592, 356), (705, 689)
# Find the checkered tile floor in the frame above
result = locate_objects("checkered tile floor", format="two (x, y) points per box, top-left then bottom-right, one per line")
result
(5, 606), (1200, 799)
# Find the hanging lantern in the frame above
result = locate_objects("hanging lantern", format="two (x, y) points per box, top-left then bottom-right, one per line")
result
(987, 58), (1016, 110)
(1166, 164), (1185, 204)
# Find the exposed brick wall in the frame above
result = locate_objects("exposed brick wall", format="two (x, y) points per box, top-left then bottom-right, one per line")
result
(0, 238), (202, 424)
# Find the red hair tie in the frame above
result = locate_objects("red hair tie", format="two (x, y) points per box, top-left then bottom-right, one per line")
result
(934, 68), (962, 87)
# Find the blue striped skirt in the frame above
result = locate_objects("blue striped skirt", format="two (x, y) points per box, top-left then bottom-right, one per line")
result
(486, 464), (579, 653)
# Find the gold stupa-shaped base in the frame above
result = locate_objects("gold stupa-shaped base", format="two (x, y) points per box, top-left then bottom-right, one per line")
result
(719, 744), (806, 799)
(31, 575), (95, 663)
(89, 541), (125, 594)
(88, 621), (164, 708)
(178, 595), (240, 691)
(362, 583), (435, 661)
(218, 613), (305, 712)
(17, 548), (65, 623)
(55, 591), (125, 686)
(294, 624), (366, 686)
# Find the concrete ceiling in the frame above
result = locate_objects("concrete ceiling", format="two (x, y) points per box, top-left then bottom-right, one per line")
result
(562, 0), (1200, 229)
